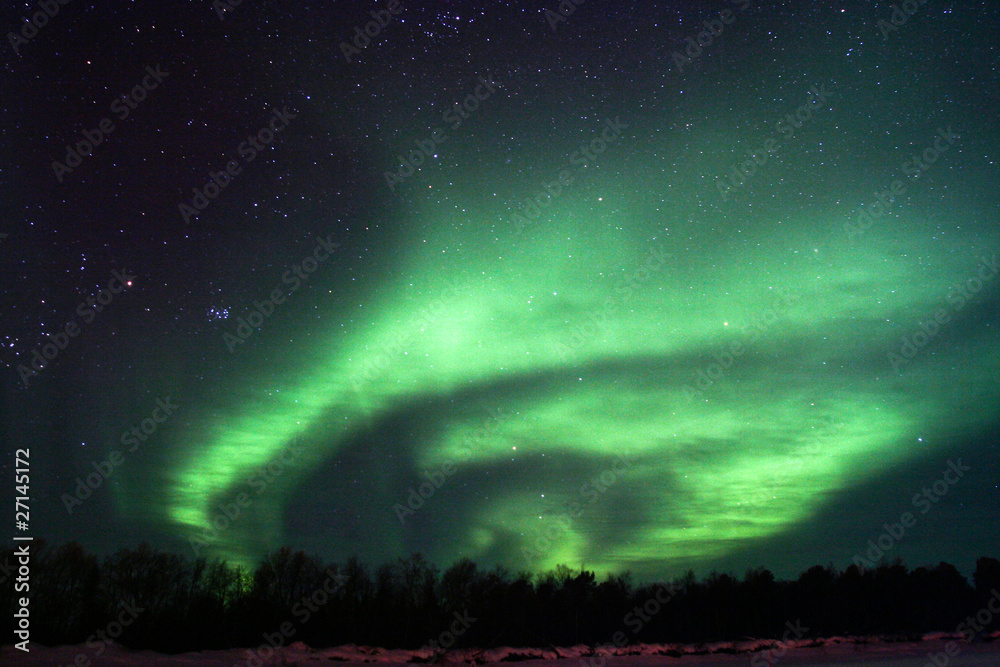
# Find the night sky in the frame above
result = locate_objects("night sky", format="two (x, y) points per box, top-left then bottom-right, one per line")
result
(2, 1), (998, 582)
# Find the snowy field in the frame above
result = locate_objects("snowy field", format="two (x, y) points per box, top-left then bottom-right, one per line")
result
(4, 635), (1000, 667)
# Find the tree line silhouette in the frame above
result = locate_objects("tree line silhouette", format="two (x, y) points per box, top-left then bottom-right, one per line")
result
(3, 540), (999, 654)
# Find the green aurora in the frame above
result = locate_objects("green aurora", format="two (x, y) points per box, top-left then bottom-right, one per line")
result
(157, 174), (1000, 575)
(7, 0), (999, 592)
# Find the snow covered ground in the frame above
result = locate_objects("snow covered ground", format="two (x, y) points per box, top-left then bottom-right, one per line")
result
(4, 634), (1000, 666)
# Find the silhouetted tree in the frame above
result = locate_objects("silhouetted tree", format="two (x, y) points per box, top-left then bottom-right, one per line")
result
(974, 557), (1000, 596)
(8, 541), (999, 652)
(742, 567), (781, 637)
(440, 557), (478, 611)
(794, 564), (836, 634)
(102, 542), (191, 647)
(32, 541), (100, 643)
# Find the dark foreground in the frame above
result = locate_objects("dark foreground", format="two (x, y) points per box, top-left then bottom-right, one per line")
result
(4, 635), (1000, 666)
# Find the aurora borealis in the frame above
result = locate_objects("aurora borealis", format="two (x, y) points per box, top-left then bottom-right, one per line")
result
(3, 1), (999, 582)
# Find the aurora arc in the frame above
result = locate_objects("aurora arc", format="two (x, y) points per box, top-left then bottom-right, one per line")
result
(158, 180), (1000, 576)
